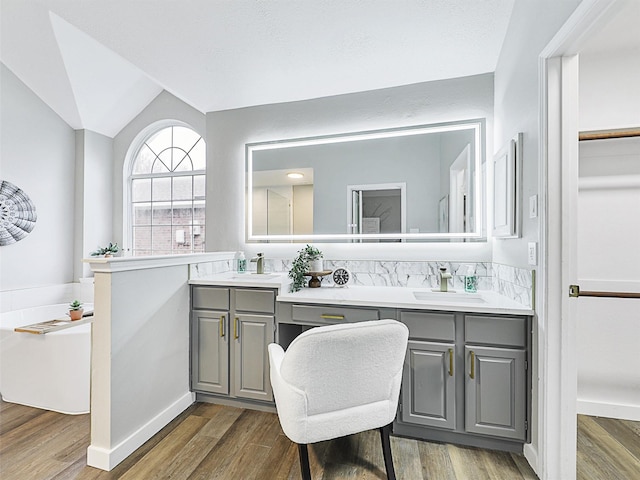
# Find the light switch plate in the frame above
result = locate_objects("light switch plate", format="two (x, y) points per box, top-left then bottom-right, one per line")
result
(528, 242), (537, 265)
(529, 195), (538, 218)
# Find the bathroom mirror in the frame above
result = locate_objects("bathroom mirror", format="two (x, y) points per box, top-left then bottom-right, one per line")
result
(246, 119), (485, 243)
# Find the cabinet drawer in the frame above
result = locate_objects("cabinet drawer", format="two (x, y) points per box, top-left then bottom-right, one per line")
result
(465, 315), (527, 347)
(291, 304), (380, 325)
(192, 287), (229, 311)
(400, 311), (455, 341)
(235, 289), (275, 314)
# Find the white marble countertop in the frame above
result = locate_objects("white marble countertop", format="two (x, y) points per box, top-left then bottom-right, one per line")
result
(189, 271), (290, 289)
(189, 273), (533, 315)
(278, 285), (534, 315)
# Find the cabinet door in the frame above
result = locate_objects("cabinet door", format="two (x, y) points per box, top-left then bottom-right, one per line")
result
(465, 345), (526, 440)
(401, 340), (456, 430)
(232, 314), (274, 401)
(191, 311), (229, 395)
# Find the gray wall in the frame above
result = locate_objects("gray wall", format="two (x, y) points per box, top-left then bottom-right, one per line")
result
(492, 0), (581, 268)
(0, 64), (76, 291)
(75, 130), (114, 279)
(208, 73), (494, 256)
(112, 91), (206, 250)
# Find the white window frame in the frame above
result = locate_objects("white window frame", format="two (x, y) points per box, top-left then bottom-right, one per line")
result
(123, 120), (206, 255)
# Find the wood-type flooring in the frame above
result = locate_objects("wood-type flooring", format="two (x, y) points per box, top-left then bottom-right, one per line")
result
(1, 399), (639, 479)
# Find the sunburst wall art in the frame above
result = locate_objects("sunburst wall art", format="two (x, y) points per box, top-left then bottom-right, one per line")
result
(0, 180), (37, 246)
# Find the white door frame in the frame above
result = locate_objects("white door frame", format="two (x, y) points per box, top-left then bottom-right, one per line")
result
(346, 182), (407, 234)
(537, 1), (622, 479)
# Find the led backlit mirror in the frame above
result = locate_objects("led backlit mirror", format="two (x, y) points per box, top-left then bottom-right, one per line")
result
(246, 119), (485, 243)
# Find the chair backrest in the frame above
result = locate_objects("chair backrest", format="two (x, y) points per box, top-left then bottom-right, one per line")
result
(279, 319), (409, 416)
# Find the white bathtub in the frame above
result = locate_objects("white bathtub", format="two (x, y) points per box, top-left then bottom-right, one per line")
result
(0, 303), (92, 414)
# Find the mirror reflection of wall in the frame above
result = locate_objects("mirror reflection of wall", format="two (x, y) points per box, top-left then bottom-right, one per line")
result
(252, 168), (314, 236)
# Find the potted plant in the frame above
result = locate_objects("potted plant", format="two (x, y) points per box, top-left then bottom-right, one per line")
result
(288, 244), (323, 292)
(69, 300), (84, 321)
(91, 242), (119, 257)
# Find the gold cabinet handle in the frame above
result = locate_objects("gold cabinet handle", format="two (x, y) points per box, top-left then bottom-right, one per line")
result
(470, 351), (475, 379)
(321, 314), (345, 320)
(234, 317), (239, 339)
(448, 348), (454, 376)
(219, 315), (225, 338)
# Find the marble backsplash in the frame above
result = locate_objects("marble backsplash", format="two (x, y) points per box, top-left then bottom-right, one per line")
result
(190, 257), (534, 309)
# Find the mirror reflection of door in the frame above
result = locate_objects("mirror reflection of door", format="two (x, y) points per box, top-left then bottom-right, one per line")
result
(347, 183), (406, 242)
(449, 144), (472, 234)
(266, 189), (290, 235)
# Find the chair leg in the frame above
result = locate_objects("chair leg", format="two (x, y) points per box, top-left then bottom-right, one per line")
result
(297, 443), (312, 480)
(379, 423), (397, 480)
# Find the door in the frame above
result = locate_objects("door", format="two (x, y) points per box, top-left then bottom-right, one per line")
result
(401, 340), (456, 430)
(232, 314), (274, 401)
(465, 345), (526, 440)
(191, 311), (229, 395)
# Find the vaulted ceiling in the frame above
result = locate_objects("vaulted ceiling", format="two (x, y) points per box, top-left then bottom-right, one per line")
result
(2, 1), (637, 138)
(1, 0), (516, 137)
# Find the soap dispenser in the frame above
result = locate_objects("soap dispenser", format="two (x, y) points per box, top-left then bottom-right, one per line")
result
(236, 251), (247, 273)
(464, 266), (477, 293)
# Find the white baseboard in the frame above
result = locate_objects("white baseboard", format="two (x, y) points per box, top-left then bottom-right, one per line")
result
(577, 399), (640, 421)
(523, 443), (539, 478)
(87, 391), (195, 471)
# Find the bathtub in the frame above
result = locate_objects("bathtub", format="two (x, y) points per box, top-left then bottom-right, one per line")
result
(0, 303), (92, 414)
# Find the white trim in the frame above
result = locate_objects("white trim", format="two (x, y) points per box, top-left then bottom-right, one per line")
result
(579, 175), (640, 190)
(577, 399), (640, 421)
(84, 251), (233, 273)
(86, 392), (194, 471)
(538, 1), (623, 479)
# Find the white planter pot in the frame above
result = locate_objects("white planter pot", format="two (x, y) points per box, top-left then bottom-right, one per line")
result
(309, 259), (324, 273)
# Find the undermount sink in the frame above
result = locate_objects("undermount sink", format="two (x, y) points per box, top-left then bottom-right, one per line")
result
(230, 273), (280, 280)
(413, 290), (486, 304)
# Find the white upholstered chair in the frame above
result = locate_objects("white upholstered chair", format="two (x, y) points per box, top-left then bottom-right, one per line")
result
(268, 319), (409, 480)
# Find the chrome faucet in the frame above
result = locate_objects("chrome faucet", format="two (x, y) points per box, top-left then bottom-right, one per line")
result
(251, 253), (265, 274)
(439, 267), (452, 292)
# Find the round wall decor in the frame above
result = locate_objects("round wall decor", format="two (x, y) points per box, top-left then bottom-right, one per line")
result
(0, 180), (37, 246)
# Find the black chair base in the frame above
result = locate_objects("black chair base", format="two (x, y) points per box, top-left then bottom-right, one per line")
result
(379, 423), (397, 480)
(296, 423), (397, 480)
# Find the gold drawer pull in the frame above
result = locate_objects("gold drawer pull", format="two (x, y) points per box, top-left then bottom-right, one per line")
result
(448, 348), (454, 376)
(470, 351), (475, 379)
(234, 317), (239, 339)
(321, 314), (345, 320)
(219, 316), (225, 337)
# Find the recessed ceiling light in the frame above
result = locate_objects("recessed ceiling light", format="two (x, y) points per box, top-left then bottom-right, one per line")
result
(287, 172), (304, 179)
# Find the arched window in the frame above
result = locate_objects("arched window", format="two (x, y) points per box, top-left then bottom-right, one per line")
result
(126, 124), (205, 256)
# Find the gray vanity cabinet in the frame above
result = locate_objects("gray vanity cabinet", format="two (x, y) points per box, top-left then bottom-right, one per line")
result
(191, 287), (230, 395)
(397, 310), (530, 448)
(400, 311), (456, 430)
(192, 309), (229, 394)
(191, 286), (275, 403)
(465, 345), (526, 439)
(464, 315), (527, 441)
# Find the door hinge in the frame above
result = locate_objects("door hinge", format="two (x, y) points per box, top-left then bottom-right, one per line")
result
(525, 420), (528, 432)
(569, 284), (580, 298)
(525, 360), (528, 371)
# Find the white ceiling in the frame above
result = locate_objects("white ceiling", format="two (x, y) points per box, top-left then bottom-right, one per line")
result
(3, 1), (636, 139)
(1, 0), (516, 137)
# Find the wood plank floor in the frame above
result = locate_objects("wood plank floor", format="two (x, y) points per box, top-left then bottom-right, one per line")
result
(1, 399), (638, 479)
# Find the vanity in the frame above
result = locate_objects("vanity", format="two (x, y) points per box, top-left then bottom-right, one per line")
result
(189, 273), (533, 453)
